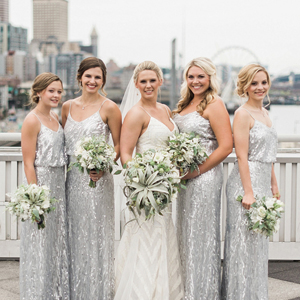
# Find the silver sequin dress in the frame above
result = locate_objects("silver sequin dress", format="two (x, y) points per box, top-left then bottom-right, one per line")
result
(221, 115), (277, 300)
(20, 113), (69, 300)
(173, 111), (223, 300)
(115, 109), (184, 300)
(64, 100), (115, 299)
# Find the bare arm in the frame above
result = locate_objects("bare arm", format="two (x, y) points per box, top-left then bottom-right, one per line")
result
(21, 114), (40, 184)
(120, 107), (148, 165)
(102, 100), (122, 161)
(61, 100), (71, 128)
(184, 98), (233, 179)
(233, 109), (255, 209)
(271, 164), (280, 199)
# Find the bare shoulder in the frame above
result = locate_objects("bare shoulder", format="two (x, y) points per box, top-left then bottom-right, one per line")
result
(233, 107), (252, 128)
(160, 103), (172, 114)
(124, 105), (147, 124)
(102, 98), (120, 112)
(61, 99), (73, 111)
(209, 96), (226, 108)
(234, 107), (251, 119)
(22, 112), (40, 132)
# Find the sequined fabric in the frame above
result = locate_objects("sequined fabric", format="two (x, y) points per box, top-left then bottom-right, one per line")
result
(173, 111), (223, 300)
(20, 122), (69, 300)
(115, 116), (184, 300)
(221, 120), (277, 300)
(64, 105), (115, 299)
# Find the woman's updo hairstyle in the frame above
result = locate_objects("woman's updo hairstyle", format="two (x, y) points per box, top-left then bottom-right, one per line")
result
(76, 57), (107, 96)
(236, 64), (271, 98)
(173, 57), (220, 116)
(133, 61), (163, 83)
(30, 72), (62, 106)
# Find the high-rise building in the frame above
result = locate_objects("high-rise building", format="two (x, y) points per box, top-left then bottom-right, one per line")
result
(8, 24), (28, 52)
(0, 0), (9, 23)
(33, 0), (68, 43)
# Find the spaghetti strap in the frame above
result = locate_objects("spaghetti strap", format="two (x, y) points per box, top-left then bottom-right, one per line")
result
(31, 112), (43, 124)
(239, 107), (255, 120)
(138, 106), (152, 117)
(99, 99), (108, 111)
(163, 106), (172, 119)
(68, 100), (72, 115)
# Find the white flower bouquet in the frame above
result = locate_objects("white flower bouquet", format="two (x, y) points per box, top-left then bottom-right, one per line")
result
(6, 184), (58, 229)
(237, 195), (284, 237)
(166, 132), (208, 174)
(69, 135), (117, 188)
(123, 149), (183, 221)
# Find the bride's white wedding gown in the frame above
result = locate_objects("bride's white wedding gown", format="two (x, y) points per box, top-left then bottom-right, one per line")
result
(115, 108), (184, 300)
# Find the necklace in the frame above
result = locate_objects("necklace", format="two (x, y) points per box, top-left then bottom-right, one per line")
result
(36, 109), (52, 121)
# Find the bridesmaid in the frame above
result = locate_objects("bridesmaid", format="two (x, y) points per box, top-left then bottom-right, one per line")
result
(173, 57), (233, 299)
(221, 64), (279, 300)
(20, 73), (69, 299)
(62, 57), (122, 299)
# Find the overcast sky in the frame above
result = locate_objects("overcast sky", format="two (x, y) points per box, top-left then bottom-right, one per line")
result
(10, 0), (300, 75)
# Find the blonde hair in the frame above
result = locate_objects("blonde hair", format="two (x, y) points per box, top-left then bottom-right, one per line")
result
(133, 61), (163, 83)
(173, 57), (220, 115)
(30, 73), (63, 105)
(236, 64), (271, 105)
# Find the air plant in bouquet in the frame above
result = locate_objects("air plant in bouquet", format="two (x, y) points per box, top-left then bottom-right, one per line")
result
(123, 149), (184, 221)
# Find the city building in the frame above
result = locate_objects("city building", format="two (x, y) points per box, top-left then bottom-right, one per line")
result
(0, 23), (28, 54)
(79, 27), (98, 57)
(33, 0), (68, 43)
(7, 24), (28, 52)
(0, 21), (8, 54)
(0, 0), (9, 23)
(5, 50), (26, 81)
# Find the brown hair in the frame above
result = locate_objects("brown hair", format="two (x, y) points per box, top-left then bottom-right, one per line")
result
(30, 72), (63, 105)
(173, 57), (220, 116)
(77, 57), (107, 96)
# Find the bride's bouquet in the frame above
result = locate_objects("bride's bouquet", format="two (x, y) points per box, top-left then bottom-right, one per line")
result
(6, 184), (58, 229)
(166, 132), (208, 174)
(237, 195), (284, 237)
(123, 149), (183, 221)
(69, 135), (117, 188)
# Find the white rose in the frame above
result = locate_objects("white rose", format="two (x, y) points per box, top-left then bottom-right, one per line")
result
(258, 206), (266, 218)
(132, 177), (139, 183)
(41, 200), (50, 209)
(265, 198), (275, 209)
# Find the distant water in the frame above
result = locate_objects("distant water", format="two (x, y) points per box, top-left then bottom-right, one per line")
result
(230, 105), (300, 135)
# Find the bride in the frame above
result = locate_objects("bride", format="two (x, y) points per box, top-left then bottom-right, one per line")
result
(115, 61), (184, 300)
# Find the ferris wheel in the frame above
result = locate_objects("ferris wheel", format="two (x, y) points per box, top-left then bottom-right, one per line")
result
(211, 46), (260, 68)
(211, 46), (260, 107)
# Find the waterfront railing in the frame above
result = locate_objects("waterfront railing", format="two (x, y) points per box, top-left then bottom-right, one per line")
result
(0, 133), (299, 259)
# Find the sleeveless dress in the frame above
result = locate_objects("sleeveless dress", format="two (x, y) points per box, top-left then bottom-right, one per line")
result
(221, 109), (277, 300)
(64, 100), (115, 299)
(114, 108), (184, 300)
(173, 111), (223, 300)
(20, 112), (69, 300)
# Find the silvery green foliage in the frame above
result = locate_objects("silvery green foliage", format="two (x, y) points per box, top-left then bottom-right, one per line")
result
(166, 132), (208, 174)
(69, 135), (117, 188)
(237, 195), (284, 237)
(6, 184), (58, 229)
(123, 149), (183, 221)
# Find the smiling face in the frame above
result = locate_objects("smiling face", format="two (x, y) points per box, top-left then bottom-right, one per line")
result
(246, 71), (269, 102)
(135, 70), (162, 100)
(80, 67), (103, 94)
(186, 66), (210, 97)
(39, 80), (63, 107)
